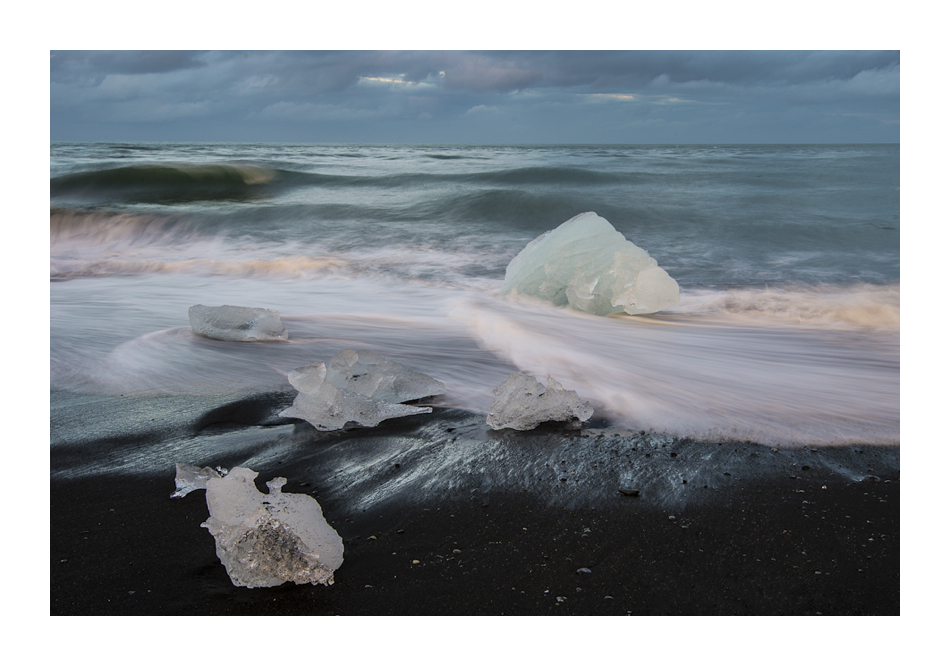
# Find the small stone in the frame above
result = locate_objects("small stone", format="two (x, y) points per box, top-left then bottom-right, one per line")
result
(668, 515), (677, 521)
(452, 549), (462, 554)
(412, 559), (420, 564)
(556, 596), (567, 602)
(577, 567), (592, 574)
(368, 535), (377, 540)
(618, 487), (640, 497)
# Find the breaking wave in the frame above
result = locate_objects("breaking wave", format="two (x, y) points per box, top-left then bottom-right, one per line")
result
(50, 163), (280, 202)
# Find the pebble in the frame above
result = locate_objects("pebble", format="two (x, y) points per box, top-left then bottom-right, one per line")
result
(556, 596), (567, 602)
(668, 515), (677, 521)
(452, 549), (462, 554)
(577, 567), (591, 574)
(412, 560), (420, 564)
(618, 487), (640, 497)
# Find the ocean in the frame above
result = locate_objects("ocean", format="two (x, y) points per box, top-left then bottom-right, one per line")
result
(50, 142), (899, 448)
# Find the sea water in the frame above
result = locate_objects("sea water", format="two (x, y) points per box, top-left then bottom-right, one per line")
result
(50, 143), (899, 446)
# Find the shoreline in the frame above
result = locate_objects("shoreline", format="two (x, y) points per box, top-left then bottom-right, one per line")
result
(51, 391), (899, 615)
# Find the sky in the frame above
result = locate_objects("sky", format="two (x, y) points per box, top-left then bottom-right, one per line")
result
(49, 50), (899, 144)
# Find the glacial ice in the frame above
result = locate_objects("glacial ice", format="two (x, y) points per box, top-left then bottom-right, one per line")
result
(501, 212), (680, 316)
(200, 467), (344, 588)
(487, 373), (594, 431)
(280, 351), (441, 431)
(188, 304), (288, 342)
(326, 348), (446, 403)
(170, 463), (222, 498)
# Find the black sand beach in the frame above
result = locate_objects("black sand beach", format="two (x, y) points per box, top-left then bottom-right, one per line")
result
(50, 390), (899, 615)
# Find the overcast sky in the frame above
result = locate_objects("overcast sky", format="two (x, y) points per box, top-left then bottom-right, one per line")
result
(49, 50), (899, 144)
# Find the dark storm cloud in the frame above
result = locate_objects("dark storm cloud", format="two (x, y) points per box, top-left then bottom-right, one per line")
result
(51, 50), (206, 82)
(49, 50), (899, 143)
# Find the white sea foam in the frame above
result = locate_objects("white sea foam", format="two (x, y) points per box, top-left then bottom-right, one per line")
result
(671, 284), (900, 330)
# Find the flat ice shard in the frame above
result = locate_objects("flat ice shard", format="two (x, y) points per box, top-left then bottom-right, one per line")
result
(200, 467), (344, 588)
(170, 463), (223, 498)
(280, 359), (432, 431)
(188, 304), (288, 342)
(501, 212), (680, 316)
(326, 348), (446, 403)
(487, 373), (594, 431)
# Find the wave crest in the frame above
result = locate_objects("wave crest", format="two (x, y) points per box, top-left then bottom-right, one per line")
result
(50, 163), (278, 202)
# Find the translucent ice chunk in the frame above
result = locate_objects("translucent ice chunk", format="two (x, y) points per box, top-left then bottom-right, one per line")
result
(170, 463), (222, 498)
(487, 373), (594, 431)
(326, 349), (446, 403)
(502, 212), (680, 316)
(200, 467), (344, 588)
(188, 304), (288, 342)
(280, 361), (432, 431)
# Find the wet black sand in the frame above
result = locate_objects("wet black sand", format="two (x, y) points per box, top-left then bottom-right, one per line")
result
(50, 391), (899, 615)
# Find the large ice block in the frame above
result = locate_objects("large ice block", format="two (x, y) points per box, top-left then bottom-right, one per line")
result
(200, 467), (344, 588)
(188, 304), (288, 341)
(325, 348), (446, 403)
(487, 373), (594, 431)
(501, 212), (680, 315)
(280, 360), (432, 431)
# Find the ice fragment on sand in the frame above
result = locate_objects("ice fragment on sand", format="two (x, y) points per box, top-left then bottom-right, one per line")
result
(280, 355), (435, 431)
(501, 212), (680, 316)
(200, 467), (344, 588)
(487, 373), (594, 431)
(170, 463), (222, 498)
(326, 348), (446, 403)
(188, 304), (288, 341)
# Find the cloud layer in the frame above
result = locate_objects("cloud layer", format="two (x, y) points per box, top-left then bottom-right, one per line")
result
(50, 51), (900, 143)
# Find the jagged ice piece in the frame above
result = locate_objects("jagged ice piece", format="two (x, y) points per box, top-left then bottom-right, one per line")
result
(188, 304), (288, 341)
(200, 467), (344, 588)
(280, 361), (432, 431)
(170, 463), (222, 498)
(326, 348), (446, 403)
(501, 212), (680, 315)
(487, 373), (594, 431)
